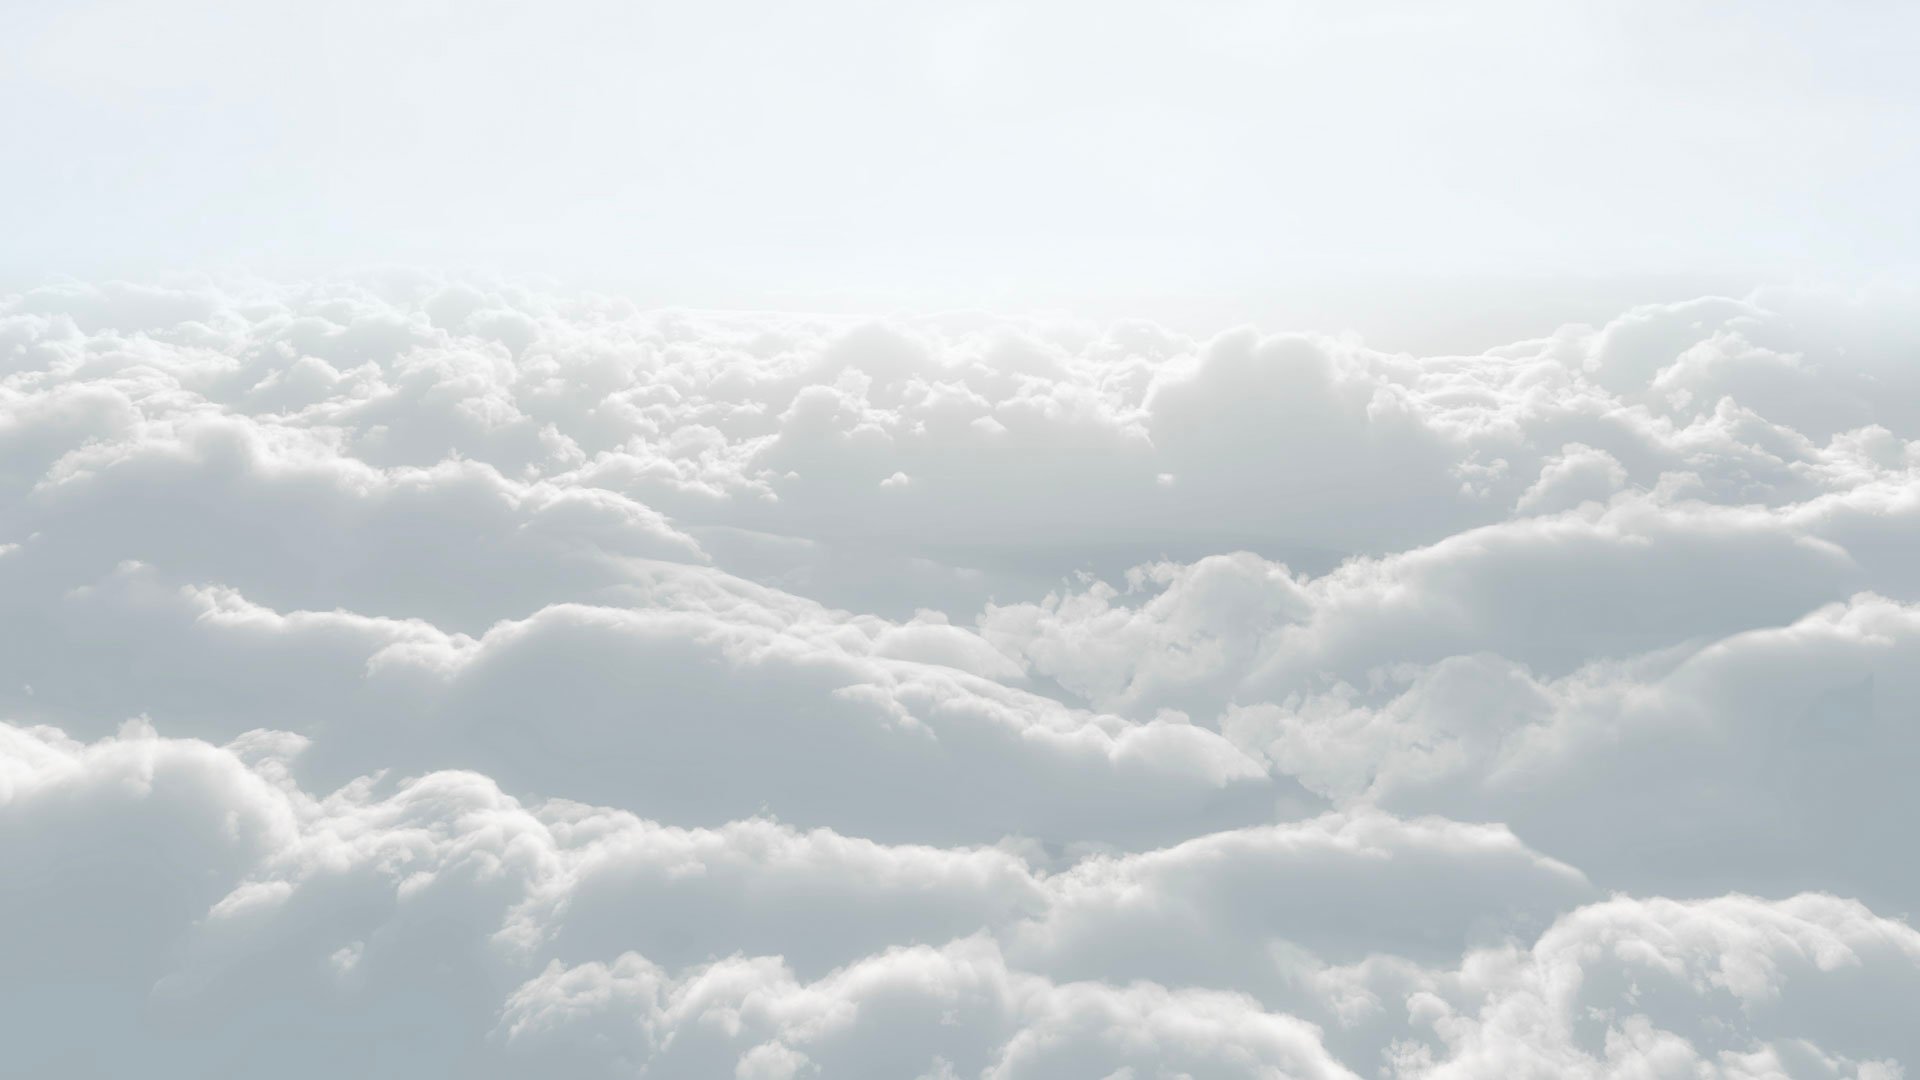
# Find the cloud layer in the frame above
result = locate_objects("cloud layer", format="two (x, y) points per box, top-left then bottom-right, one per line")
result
(4, 276), (1918, 1078)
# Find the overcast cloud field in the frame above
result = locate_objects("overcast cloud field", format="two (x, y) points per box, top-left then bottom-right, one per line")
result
(7, 278), (1920, 1078)
(6, 3), (1920, 1078)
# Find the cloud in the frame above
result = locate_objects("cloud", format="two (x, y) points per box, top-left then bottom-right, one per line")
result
(1003, 812), (1594, 993)
(1228, 593), (1920, 908)
(1513, 443), (1627, 515)
(979, 488), (1893, 719)
(4, 275), (1920, 1076)
(0, 721), (1476, 1077)
(0, 558), (1276, 846)
(1376, 893), (1920, 1079)
(5, 721), (1915, 1079)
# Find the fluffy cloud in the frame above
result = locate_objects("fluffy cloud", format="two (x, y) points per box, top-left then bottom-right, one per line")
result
(0, 557), (1276, 847)
(1374, 893), (1920, 1079)
(3, 276), (1919, 1077)
(5, 722), (1913, 1079)
(1226, 592), (1920, 909)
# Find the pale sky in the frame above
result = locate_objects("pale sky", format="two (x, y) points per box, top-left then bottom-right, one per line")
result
(5, 0), (1917, 345)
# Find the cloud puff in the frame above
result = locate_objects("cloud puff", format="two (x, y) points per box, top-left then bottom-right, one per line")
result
(0, 721), (1539, 1077)
(0, 557), (1276, 846)
(979, 489), (1890, 717)
(1227, 593), (1920, 909)
(4, 276), (1920, 1076)
(5, 721), (1915, 1079)
(1373, 893), (1920, 1079)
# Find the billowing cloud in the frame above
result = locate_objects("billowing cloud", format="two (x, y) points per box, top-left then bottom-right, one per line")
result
(6, 721), (1914, 1078)
(3, 276), (1919, 1076)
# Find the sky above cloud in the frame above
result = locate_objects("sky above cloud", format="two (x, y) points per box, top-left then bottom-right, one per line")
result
(6, 0), (1920, 346)
(3, 274), (1919, 1077)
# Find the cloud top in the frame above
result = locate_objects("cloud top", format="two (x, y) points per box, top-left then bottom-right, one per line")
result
(3, 276), (1919, 1077)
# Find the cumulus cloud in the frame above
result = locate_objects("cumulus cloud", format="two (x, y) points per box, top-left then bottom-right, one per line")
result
(5, 722), (1914, 1078)
(3, 276), (1919, 1076)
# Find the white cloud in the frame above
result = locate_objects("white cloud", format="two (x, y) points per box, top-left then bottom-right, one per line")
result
(1514, 443), (1628, 515)
(4, 277), (1920, 1076)
(1377, 893), (1920, 1079)
(5, 721), (1916, 1078)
